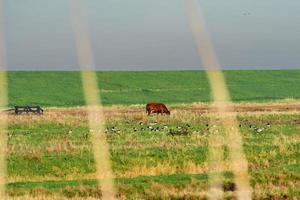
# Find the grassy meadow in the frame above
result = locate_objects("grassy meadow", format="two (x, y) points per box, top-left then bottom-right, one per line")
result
(5, 106), (300, 199)
(4, 70), (300, 199)
(7, 70), (300, 106)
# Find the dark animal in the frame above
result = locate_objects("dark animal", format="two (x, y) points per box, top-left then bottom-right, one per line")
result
(146, 103), (170, 115)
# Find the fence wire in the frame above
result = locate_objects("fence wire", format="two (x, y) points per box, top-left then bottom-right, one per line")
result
(185, 0), (252, 199)
(0, 0), (8, 199)
(70, 0), (116, 199)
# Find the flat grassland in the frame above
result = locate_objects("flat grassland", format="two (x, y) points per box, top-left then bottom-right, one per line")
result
(7, 70), (300, 106)
(5, 70), (300, 199)
(5, 103), (300, 199)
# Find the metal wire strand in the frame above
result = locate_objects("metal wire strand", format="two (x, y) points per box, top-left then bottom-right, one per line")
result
(0, 0), (8, 199)
(70, 0), (116, 199)
(185, 0), (252, 199)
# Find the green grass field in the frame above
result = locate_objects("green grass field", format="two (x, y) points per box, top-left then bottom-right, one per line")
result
(7, 70), (300, 107)
(5, 108), (300, 199)
(5, 70), (300, 199)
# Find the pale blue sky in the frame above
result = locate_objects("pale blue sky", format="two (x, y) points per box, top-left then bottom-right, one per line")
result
(4, 0), (300, 70)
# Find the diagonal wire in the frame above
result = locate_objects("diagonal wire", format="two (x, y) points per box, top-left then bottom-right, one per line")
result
(0, 0), (8, 199)
(70, 0), (116, 199)
(185, 0), (252, 199)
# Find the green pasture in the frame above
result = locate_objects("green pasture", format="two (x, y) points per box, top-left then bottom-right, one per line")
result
(6, 112), (300, 199)
(7, 70), (300, 106)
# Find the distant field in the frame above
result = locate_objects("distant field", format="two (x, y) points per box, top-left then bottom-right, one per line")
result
(7, 70), (300, 107)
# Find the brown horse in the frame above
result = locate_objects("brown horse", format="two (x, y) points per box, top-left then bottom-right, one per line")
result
(146, 102), (170, 115)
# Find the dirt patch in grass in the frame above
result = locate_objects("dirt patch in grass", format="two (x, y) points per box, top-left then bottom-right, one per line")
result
(5, 102), (300, 121)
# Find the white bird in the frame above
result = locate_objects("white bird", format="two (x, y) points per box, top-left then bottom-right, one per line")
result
(256, 128), (263, 133)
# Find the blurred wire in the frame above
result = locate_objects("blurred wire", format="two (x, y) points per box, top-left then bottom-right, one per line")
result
(70, 0), (116, 199)
(0, 0), (7, 199)
(185, 0), (252, 199)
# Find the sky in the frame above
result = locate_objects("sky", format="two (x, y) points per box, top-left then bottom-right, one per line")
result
(3, 0), (300, 70)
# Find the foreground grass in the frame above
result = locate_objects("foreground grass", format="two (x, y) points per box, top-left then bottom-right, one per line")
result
(5, 106), (300, 199)
(7, 173), (235, 199)
(7, 70), (300, 106)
